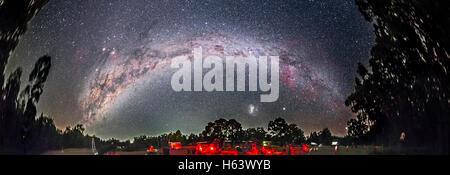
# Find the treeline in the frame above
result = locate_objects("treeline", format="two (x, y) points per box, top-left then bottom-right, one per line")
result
(125, 118), (348, 152)
(0, 0), (342, 153)
(2, 0), (448, 154)
(0, 0), (51, 154)
(60, 117), (348, 152)
(0, 0), (134, 155)
(345, 0), (449, 154)
(0, 55), (344, 154)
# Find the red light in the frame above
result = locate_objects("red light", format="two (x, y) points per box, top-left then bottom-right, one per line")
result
(221, 151), (239, 155)
(147, 146), (154, 152)
(261, 146), (274, 155)
(302, 144), (308, 152)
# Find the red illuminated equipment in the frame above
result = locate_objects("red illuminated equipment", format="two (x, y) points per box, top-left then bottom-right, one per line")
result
(146, 145), (160, 155)
(195, 142), (220, 155)
(220, 150), (239, 155)
(220, 141), (239, 155)
(147, 146), (154, 152)
(303, 144), (309, 152)
(246, 143), (260, 155)
(161, 139), (315, 155)
(287, 144), (310, 155)
(169, 142), (182, 150)
(261, 146), (274, 155)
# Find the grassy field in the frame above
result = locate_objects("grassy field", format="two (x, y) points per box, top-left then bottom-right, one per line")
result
(42, 148), (149, 155)
(308, 146), (383, 155)
(42, 148), (94, 155)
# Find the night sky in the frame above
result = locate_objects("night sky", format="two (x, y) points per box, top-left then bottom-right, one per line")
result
(6, 0), (374, 140)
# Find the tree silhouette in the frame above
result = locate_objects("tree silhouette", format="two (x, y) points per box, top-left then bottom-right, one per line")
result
(346, 0), (449, 154)
(18, 55), (51, 153)
(308, 131), (319, 144)
(0, 0), (93, 154)
(318, 128), (332, 145)
(0, 0), (49, 88)
(0, 0), (50, 154)
(307, 128), (333, 145)
(0, 55), (53, 153)
(62, 124), (88, 148)
(244, 127), (267, 143)
(168, 130), (185, 142)
(201, 118), (244, 144)
(268, 117), (305, 145)
(185, 133), (200, 145)
(346, 113), (369, 144)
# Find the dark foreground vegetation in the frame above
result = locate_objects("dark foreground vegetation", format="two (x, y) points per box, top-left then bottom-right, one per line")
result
(345, 0), (449, 154)
(1, 0), (448, 154)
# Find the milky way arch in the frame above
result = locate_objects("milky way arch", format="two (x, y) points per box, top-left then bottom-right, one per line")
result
(81, 32), (346, 127)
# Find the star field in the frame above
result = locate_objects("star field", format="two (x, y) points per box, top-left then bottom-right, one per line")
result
(6, 0), (374, 139)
